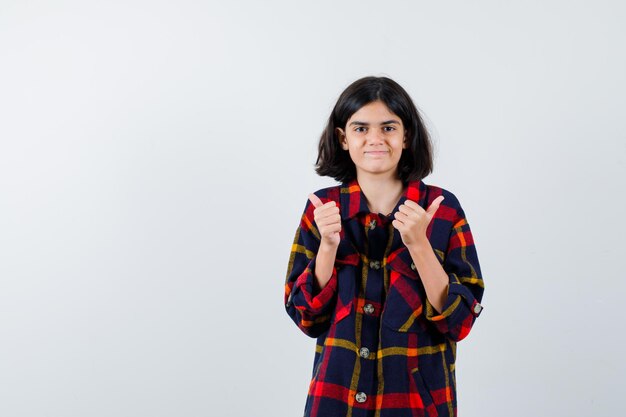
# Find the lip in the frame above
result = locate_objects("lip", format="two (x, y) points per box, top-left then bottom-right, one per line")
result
(365, 151), (389, 155)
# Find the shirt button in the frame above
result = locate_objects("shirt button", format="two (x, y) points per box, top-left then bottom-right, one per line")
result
(410, 262), (416, 271)
(369, 219), (377, 230)
(363, 303), (375, 315)
(355, 392), (367, 403)
(369, 260), (381, 270)
(359, 347), (370, 358)
(473, 303), (483, 315)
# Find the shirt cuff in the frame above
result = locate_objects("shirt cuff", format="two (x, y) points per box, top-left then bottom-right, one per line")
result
(424, 279), (483, 341)
(293, 256), (338, 314)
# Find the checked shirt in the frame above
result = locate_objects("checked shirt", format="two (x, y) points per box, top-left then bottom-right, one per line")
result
(284, 178), (485, 417)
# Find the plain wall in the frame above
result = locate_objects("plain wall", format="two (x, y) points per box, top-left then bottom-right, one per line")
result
(1, 1), (625, 416)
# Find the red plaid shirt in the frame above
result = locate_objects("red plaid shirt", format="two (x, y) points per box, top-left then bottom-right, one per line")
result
(284, 178), (485, 417)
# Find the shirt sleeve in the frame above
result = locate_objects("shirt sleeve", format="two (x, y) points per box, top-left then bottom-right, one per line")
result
(284, 197), (339, 338)
(423, 201), (485, 342)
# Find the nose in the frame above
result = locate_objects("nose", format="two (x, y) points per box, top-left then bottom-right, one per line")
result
(365, 129), (385, 144)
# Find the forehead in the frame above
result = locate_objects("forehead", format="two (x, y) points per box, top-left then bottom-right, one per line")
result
(347, 101), (401, 124)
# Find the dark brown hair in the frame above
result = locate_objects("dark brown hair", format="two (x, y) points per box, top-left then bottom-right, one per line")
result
(315, 76), (433, 184)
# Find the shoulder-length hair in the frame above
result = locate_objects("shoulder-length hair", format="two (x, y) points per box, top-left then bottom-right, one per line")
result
(315, 76), (433, 184)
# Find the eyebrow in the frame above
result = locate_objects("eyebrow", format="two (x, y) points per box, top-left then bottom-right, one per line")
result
(349, 120), (401, 126)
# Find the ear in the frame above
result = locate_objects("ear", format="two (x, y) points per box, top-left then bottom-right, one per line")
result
(336, 127), (348, 150)
(403, 134), (408, 149)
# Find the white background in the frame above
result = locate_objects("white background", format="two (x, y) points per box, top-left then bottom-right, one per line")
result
(1, 1), (625, 416)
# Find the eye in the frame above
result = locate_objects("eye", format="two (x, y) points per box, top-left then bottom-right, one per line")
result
(383, 126), (396, 132)
(354, 126), (367, 133)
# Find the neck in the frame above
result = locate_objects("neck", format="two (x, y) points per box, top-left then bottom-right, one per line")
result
(356, 172), (405, 215)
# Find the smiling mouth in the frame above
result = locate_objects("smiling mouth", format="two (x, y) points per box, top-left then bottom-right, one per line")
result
(365, 151), (388, 155)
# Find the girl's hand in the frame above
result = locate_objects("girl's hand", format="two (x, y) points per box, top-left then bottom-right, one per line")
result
(308, 193), (341, 248)
(392, 196), (445, 247)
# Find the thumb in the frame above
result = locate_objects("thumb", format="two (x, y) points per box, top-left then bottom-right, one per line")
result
(426, 195), (445, 217)
(308, 193), (324, 208)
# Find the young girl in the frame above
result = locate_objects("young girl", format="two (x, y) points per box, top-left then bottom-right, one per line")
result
(284, 76), (485, 417)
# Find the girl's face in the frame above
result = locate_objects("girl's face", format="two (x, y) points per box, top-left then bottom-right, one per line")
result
(336, 100), (408, 180)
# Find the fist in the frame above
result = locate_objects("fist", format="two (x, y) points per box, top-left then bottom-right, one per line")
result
(392, 196), (445, 247)
(308, 193), (341, 248)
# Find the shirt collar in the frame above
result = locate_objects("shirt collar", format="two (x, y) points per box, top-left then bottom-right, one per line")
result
(339, 177), (427, 220)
